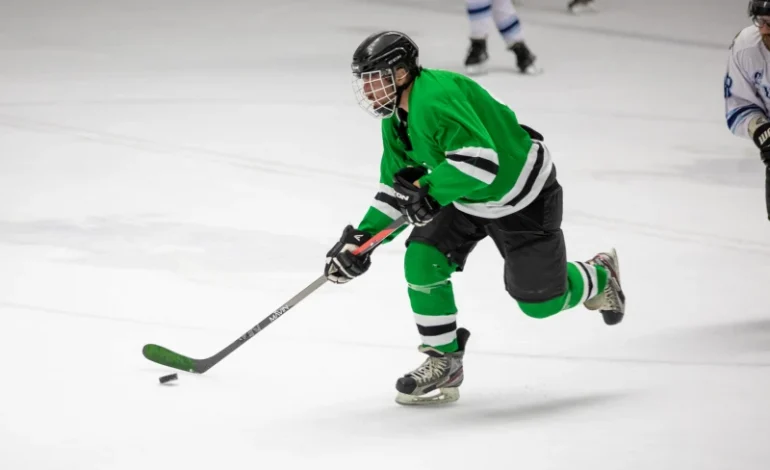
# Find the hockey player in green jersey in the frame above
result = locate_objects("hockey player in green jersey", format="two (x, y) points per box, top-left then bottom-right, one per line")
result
(323, 31), (626, 405)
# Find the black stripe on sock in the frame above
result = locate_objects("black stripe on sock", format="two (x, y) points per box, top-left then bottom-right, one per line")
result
(417, 321), (457, 337)
(576, 262), (595, 299)
(507, 143), (545, 208)
(446, 153), (499, 176)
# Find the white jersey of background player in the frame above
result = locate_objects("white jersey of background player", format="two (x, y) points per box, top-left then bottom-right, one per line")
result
(725, 0), (770, 220)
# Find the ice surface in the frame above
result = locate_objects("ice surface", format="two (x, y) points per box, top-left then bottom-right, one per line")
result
(1, 1), (769, 469)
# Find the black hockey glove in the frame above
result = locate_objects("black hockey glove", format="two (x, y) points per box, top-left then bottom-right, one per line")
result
(393, 167), (441, 226)
(324, 225), (372, 284)
(752, 121), (770, 167)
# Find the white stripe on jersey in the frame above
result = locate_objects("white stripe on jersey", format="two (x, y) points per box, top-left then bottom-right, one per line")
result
(452, 141), (553, 219)
(445, 147), (499, 184)
(371, 183), (402, 220)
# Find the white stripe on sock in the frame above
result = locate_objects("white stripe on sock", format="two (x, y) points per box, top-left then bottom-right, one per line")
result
(414, 313), (457, 327)
(421, 331), (458, 348)
(585, 263), (599, 299)
(575, 262), (598, 302)
(574, 262), (590, 304)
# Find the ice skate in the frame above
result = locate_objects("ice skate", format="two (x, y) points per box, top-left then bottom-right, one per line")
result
(464, 38), (489, 75)
(509, 42), (542, 75)
(568, 0), (597, 14)
(395, 328), (470, 406)
(584, 248), (626, 325)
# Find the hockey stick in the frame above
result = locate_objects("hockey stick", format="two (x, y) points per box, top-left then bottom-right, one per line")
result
(142, 216), (407, 374)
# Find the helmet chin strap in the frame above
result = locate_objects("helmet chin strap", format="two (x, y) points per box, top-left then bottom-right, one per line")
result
(392, 68), (415, 115)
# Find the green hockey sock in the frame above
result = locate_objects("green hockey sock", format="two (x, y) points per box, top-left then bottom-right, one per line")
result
(517, 261), (608, 318)
(404, 242), (459, 353)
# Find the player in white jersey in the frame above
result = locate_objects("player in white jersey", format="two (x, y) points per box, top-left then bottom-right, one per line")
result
(463, 0), (540, 75)
(462, 0), (596, 76)
(725, 0), (770, 220)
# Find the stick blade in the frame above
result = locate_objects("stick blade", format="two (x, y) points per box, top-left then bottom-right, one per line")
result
(142, 344), (201, 373)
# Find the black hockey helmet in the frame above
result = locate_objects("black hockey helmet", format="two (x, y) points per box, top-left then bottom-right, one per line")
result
(351, 31), (421, 78)
(351, 31), (421, 118)
(749, 0), (770, 17)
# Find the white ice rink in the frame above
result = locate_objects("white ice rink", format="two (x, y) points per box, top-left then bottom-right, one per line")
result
(2, 0), (769, 468)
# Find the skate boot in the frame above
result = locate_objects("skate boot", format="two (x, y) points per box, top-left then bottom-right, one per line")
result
(464, 38), (489, 75)
(509, 41), (541, 75)
(568, 0), (597, 14)
(584, 248), (626, 325)
(395, 328), (470, 406)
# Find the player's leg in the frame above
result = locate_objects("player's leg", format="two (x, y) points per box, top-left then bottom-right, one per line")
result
(766, 165), (770, 221)
(465, 0), (493, 74)
(583, 248), (625, 325)
(396, 205), (486, 405)
(488, 151), (623, 322)
(490, 0), (540, 74)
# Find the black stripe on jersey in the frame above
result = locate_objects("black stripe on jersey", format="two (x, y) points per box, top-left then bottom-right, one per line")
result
(507, 143), (545, 208)
(375, 192), (401, 211)
(417, 322), (457, 337)
(577, 262), (594, 299)
(446, 153), (499, 176)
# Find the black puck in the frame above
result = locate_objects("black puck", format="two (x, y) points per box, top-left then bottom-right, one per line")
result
(159, 373), (178, 384)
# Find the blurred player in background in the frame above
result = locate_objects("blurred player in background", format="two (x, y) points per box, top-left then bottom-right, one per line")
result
(724, 0), (770, 220)
(463, 0), (597, 75)
(464, 0), (540, 74)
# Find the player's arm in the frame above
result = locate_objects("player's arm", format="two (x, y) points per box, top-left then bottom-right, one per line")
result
(388, 101), (499, 226)
(725, 46), (769, 139)
(418, 103), (499, 206)
(725, 44), (770, 220)
(357, 127), (411, 237)
(324, 127), (409, 284)
(357, 162), (406, 236)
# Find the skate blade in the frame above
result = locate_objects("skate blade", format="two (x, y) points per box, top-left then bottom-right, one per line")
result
(518, 61), (543, 75)
(395, 388), (459, 406)
(465, 63), (488, 76)
(569, 4), (598, 14)
(520, 64), (543, 75)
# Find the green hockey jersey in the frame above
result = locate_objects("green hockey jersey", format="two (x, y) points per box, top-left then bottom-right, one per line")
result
(358, 68), (553, 236)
